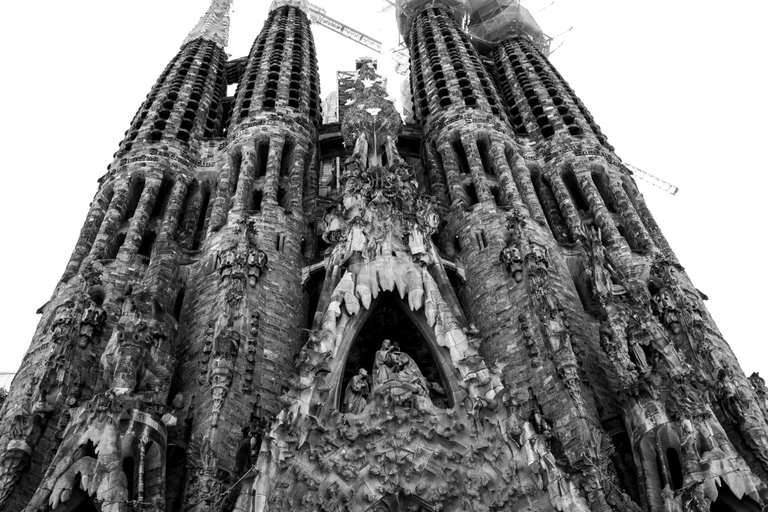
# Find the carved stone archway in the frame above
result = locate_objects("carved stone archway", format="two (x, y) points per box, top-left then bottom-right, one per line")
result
(328, 290), (462, 413)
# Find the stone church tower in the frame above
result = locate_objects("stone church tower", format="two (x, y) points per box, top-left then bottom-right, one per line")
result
(1, 0), (767, 511)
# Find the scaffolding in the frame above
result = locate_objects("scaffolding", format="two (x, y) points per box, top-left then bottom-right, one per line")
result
(466, 0), (551, 55)
(395, 0), (550, 54)
(395, 0), (471, 40)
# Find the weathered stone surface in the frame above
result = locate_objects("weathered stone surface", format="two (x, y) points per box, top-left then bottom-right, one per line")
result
(0, 1), (766, 512)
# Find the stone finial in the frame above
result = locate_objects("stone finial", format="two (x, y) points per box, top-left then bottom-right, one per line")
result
(183, 0), (233, 48)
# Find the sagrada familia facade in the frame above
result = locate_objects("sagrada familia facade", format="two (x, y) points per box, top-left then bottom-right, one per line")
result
(1, 0), (767, 511)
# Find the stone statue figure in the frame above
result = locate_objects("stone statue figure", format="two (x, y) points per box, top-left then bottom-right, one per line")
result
(625, 317), (651, 374)
(390, 351), (429, 396)
(715, 367), (746, 425)
(371, 339), (430, 407)
(343, 368), (369, 414)
(78, 301), (106, 349)
(372, 339), (396, 390)
(428, 381), (448, 409)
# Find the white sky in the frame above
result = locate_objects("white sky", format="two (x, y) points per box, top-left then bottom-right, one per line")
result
(0, 0), (765, 380)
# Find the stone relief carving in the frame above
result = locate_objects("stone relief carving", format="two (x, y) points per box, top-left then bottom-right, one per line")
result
(100, 293), (177, 405)
(51, 301), (76, 343)
(499, 243), (524, 283)
(78, 299), (107, 349)
(749, 372), (768, 418)
(217, 217), (267, 289)
(715, 367), (748, 425)
(371, 339), (430, 410)
(0, 397), (53, 509)
(242, 312), (260, 394)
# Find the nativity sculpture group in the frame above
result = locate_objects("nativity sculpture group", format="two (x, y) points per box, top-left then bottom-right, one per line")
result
(343, 339), (435, 414)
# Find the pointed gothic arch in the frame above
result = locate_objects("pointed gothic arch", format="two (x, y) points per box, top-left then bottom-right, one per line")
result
(326, 291), (465, 412)
(336, 291), (456, 410)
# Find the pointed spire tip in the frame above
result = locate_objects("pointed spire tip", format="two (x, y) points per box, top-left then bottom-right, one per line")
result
(184, 0), (233, 48)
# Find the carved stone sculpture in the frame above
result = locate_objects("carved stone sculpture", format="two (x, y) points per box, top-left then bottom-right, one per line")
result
(343, 368), (369, 414)
(51, 301), (76, 342)
(78, 300), (106, 349)
(371, 339), (430, 408)
(715, 367), (747, 425)
(100, 294), (177, 404)
(500, 244), (524, 282)
(749, 372), (768, 417)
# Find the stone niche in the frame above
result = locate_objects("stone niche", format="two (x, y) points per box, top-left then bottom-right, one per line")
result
(339, 291), (454, 412)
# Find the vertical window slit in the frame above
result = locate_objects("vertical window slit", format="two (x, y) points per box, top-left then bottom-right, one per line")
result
(152, 176), (174, 218)
(452, 140), (471, 175)
(230, 153), (242, 197)
(138, 231), (157, 259)
(562, 171), (589, 212)
(256, 141), (270, 179)
(250, 190), (263, 212)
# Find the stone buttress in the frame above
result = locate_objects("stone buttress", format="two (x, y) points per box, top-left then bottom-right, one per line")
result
(486, 10), (768, 512)
(402, 3), (634, 510)
(0, 2), (236, 511)
(178, 1), (322, 511)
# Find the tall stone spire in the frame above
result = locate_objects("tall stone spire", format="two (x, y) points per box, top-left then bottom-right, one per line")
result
(183, 0), (233, 47)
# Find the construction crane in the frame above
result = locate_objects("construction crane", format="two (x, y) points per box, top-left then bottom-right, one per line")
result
(0, 372), (15, 390)
(625, 163), (679, 195)
(308, 3), (383, 54)
(391, 44), (410, 75)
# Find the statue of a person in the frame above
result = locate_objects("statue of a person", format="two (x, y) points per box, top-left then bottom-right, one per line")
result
(51, 301), (75, 341)
(79, 301), (106, 349)
(715, 368), (746, 424)
(392, 351), (429, 396)
(749, 372), (768, 416)
(372, 339), (396, 390)
(626, 319), (651, 374)
(428, 381), (447, 408)
(500, 245), (524, 282)
(343, 368), (369, 414)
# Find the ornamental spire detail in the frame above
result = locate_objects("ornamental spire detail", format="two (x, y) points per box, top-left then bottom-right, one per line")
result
(183, 0), (233, 48)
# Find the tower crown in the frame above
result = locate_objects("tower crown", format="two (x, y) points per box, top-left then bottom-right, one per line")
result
(396, 0), (548, 52)
(183, 0), (233, 47)
(465, 0), (547, 49)
(269, 0), (309, 14)
(395, 0), (470, 41)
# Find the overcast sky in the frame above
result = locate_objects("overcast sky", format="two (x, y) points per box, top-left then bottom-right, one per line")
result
(0, 0), (765, 381)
